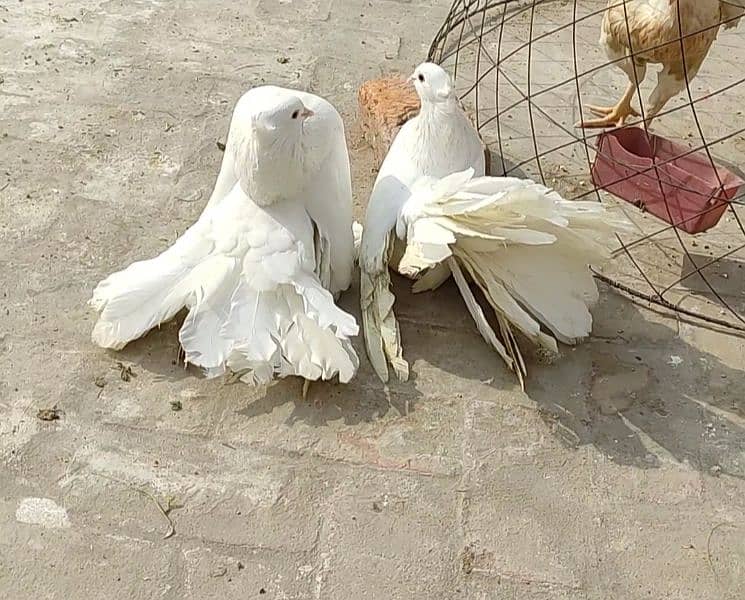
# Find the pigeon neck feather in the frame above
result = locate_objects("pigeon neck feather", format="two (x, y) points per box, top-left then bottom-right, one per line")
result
(230, 122), (307, 207)
(408, 98), (469, 174)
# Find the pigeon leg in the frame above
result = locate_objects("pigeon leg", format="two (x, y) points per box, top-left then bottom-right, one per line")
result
(177, 345), (186, 367)
(301, 379), (311, 402)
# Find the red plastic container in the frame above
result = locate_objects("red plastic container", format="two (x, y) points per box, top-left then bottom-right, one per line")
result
(591, 128), (744, 234)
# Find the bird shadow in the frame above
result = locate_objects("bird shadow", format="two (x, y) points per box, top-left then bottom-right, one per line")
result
(387, 269), (745, 480)
(524, 287), (745, 479)
(391, 273), (517, 386)
(679, 252), (745, 310)
(102, 260), (745, 481)
(238, 270), (516, 427)
(98, 277), (420, 426)
(113, 312), (196, 383)
(233, 369), (418, 428)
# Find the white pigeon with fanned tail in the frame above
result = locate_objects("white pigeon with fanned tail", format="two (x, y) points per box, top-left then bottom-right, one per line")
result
(359, 62), (629, 387)
(90, 88), (359, 387)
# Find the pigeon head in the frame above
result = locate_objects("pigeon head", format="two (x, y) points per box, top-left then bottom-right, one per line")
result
(410, 63), (455, 105)
(230, 93), (315, 205)
(254, 96), (314, 138)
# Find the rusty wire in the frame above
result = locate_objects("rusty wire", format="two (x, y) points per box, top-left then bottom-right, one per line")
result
(428, 0), (745, 332)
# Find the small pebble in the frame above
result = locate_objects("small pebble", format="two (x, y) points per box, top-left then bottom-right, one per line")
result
(210, 566), (227, 578)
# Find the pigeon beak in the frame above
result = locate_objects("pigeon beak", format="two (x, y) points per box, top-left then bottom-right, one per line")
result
(407, 73), (417, 85)
(300, 107), (314, 120)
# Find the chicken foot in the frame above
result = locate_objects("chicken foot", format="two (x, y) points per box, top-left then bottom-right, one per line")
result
(576, 81), (639, 128)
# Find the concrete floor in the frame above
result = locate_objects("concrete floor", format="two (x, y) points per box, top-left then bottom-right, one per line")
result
(1, 1), (745, 598)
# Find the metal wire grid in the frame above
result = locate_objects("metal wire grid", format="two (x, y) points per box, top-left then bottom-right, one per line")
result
(427, 0), (745, 332)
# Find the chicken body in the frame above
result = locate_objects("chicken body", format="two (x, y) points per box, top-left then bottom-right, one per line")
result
(579, 0), (741, 128)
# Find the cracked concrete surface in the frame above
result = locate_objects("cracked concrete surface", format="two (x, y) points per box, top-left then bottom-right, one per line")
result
(1, 0), (745, 598)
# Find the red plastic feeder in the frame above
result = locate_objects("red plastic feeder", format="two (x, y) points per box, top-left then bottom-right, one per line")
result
(591, 128), (744, 234)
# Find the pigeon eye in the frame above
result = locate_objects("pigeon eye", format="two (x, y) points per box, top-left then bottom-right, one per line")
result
(291, 110), (299, 119)
(418, 74), (425, 83)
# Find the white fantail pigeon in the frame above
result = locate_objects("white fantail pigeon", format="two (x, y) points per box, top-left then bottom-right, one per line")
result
(90, 89), (359, 392)
(358, 62), (629, 388)
(206, 86), (355, 297)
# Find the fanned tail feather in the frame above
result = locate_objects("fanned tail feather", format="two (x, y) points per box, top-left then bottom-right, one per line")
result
(411, 262), (451, 294)
(211, 273), (359, 385)
(90, 232), (213, 349)
(399, 169), (630, 383)
(447, 258), (520, 379)
(91, 227), (359, 386)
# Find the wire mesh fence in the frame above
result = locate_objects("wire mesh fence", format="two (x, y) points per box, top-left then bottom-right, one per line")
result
(428, 0), (745, 332)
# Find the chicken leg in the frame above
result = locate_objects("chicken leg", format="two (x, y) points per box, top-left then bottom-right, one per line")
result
(643, 58), (706, 127)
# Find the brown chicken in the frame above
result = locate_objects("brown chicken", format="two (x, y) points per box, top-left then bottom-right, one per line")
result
(578, 0), (745, 128)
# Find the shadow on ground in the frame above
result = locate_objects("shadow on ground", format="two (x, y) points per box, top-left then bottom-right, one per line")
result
(527, 285), (745, 479)
(377, 270), (745, 483)
(109, 260), (745, 482)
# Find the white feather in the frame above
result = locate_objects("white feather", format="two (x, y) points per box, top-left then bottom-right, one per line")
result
(360, 233), (409, 383)
(447, 257), (512, 369)
(352, 220), (364, 263)
(359, 63), (485, 382)
(206, 86), (354, 296)
(90, 89), (358, 387)
(359, 62), (630, 383)
(400, 169), (629, 372)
